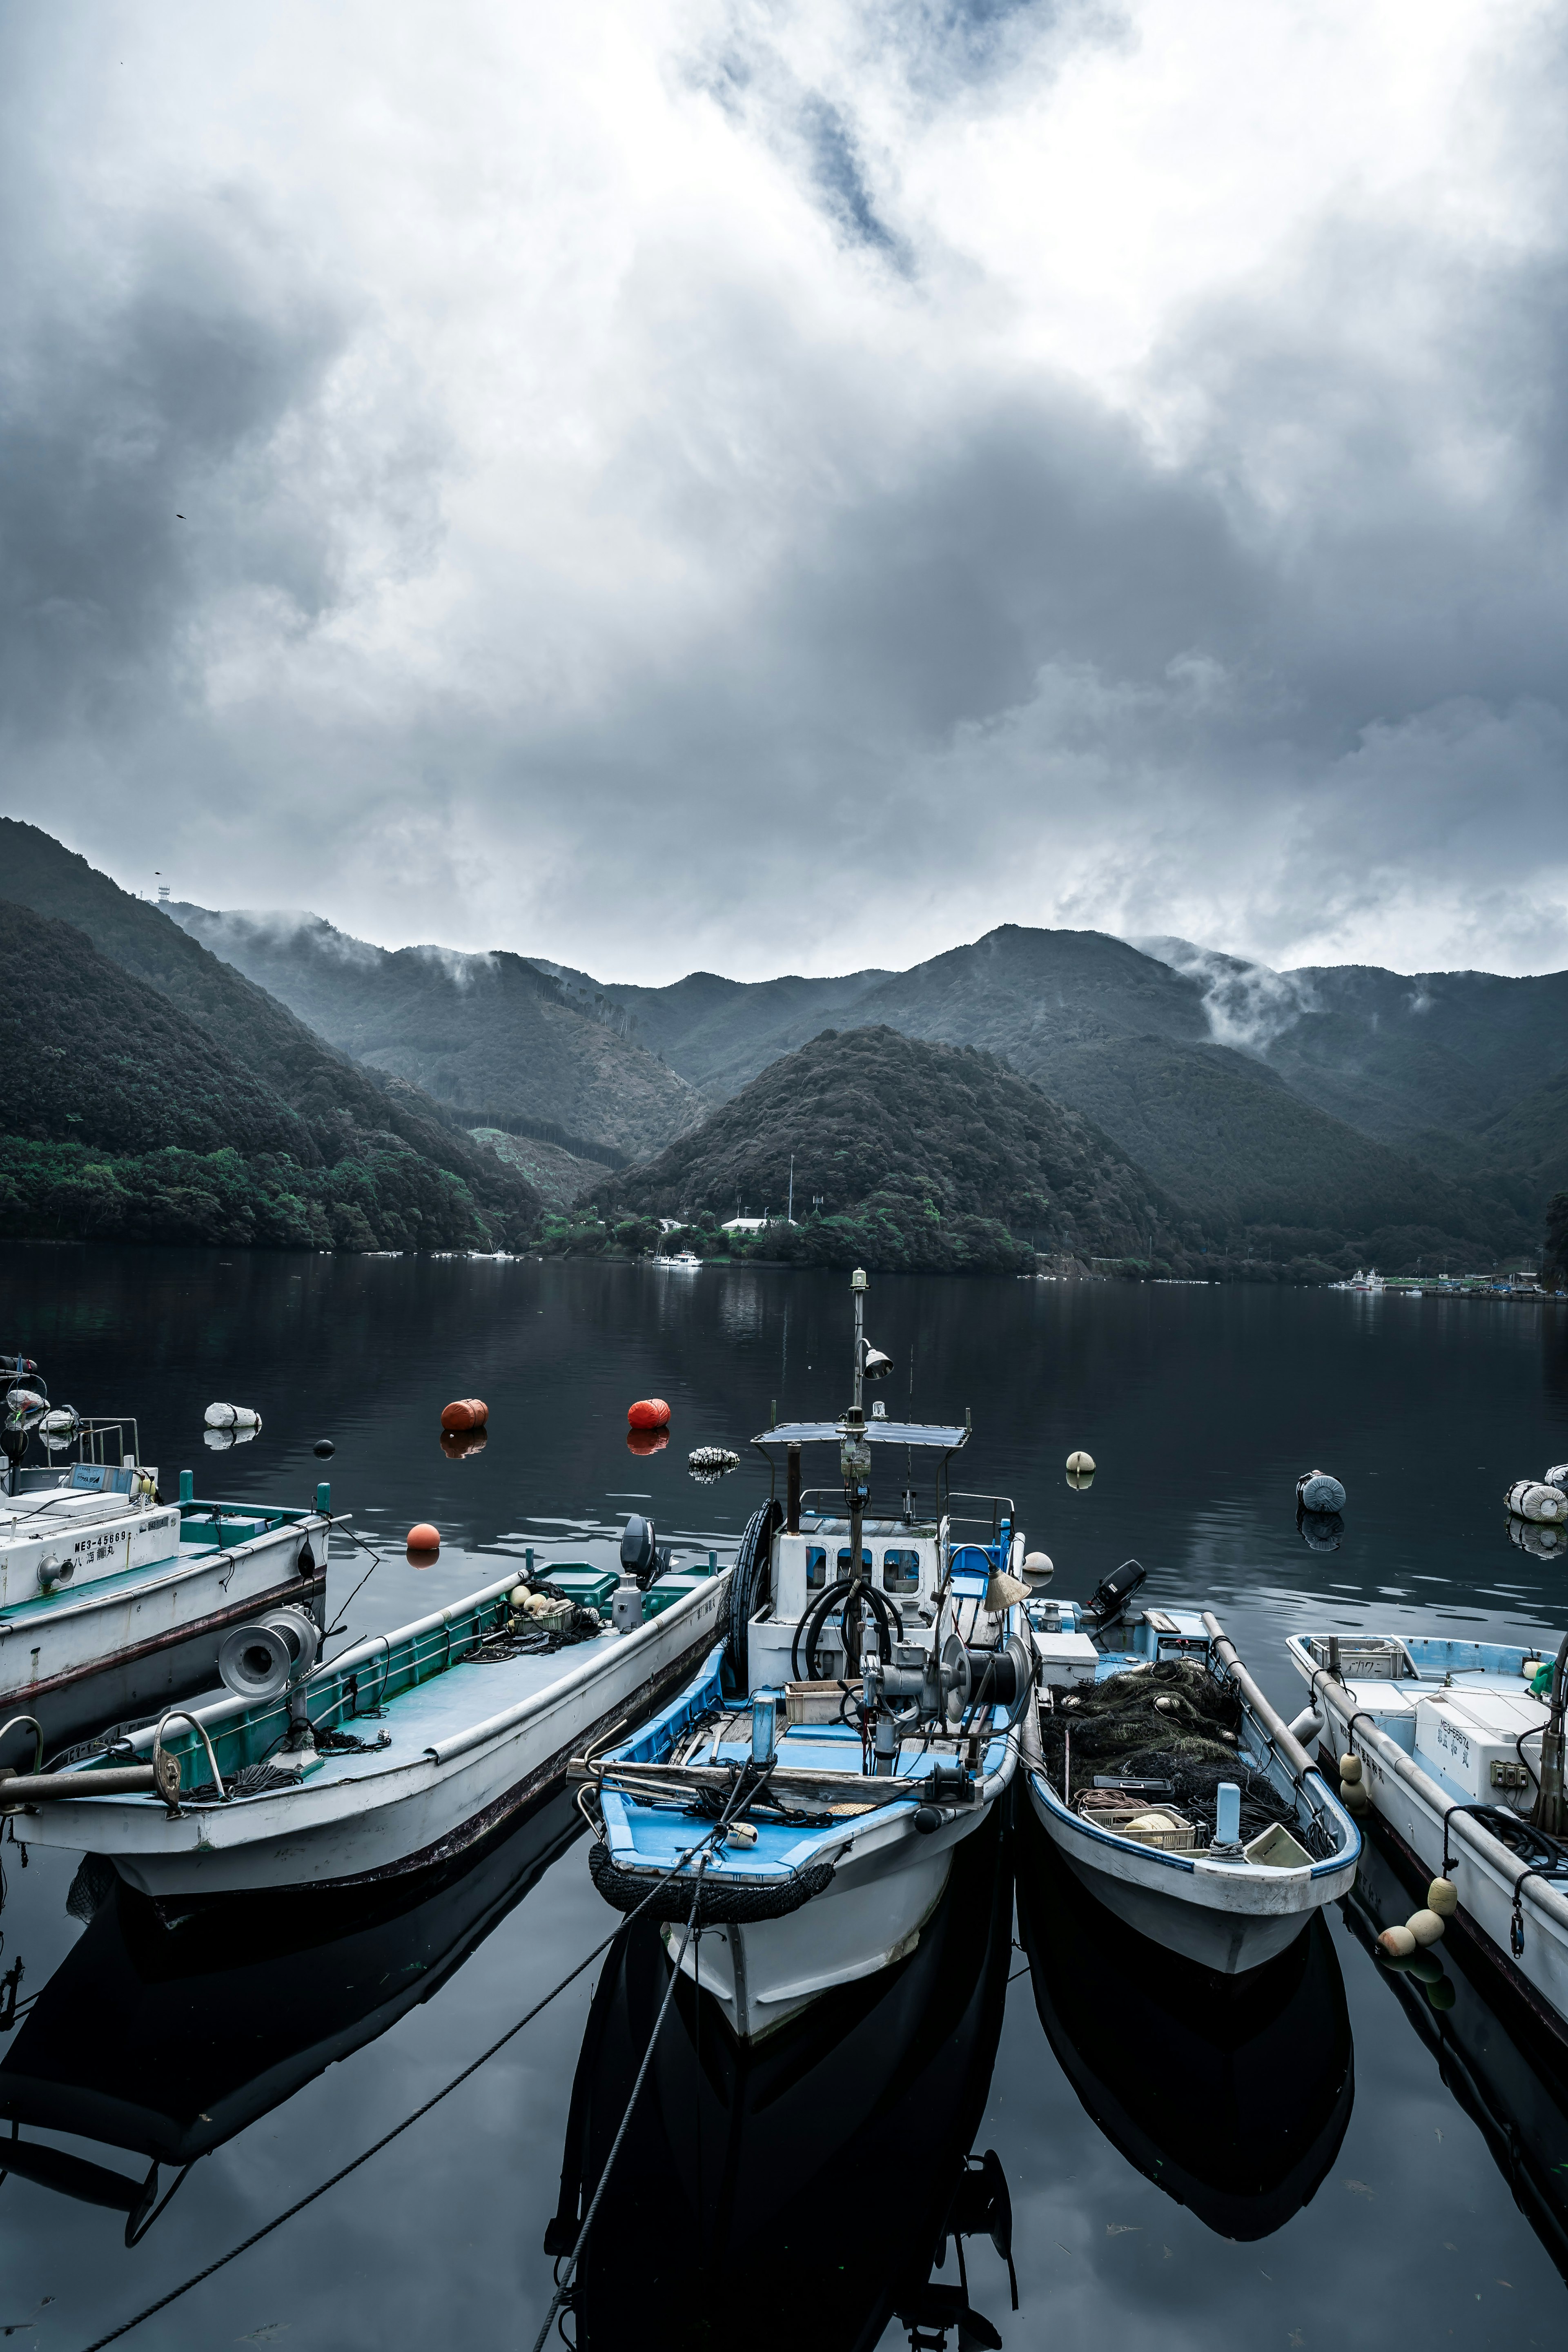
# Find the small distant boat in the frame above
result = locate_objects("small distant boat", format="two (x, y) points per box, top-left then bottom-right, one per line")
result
(1286, 1628), (1568, 2042)
(1350, 1269), (1384, 1294)
(1020, 1590), (1359, 1973)
(658, 1251), (704, 1270)
(20, 1555), (729, 1900)
(1, 1355), (329, 1761)
(577, 1269), (1030, 2039)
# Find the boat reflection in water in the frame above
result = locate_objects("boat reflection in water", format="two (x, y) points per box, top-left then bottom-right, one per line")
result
(0, 1790), (580, 2240)
(1017, 1811), (1354, 2239)
(1344, 1822), (1568, 2282)
(547, 1811), (1017, 2351)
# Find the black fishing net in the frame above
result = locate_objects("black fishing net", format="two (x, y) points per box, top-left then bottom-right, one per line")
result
(1038, 1659), (1284, 1842)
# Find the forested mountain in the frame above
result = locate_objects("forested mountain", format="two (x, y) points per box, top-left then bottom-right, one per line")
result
(168, 904), (702, 1160)
(0, 825), (539, 1251)
(575, 927), (1532, 1257)
(598, 1027), (1180, 1272)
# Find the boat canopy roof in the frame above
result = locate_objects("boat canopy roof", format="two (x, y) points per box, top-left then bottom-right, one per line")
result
(755, 1419), (968, 1451)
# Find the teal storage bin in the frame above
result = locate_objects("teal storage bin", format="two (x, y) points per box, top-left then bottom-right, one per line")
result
(537, 1564), (620, 1613)
(641, 1571), (709, 1621)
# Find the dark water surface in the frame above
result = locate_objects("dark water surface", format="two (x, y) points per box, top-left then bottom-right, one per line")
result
(0, 1245), (1565, 2350)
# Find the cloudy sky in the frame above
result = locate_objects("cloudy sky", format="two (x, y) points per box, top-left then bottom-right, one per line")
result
(3, 1), (1566, 982)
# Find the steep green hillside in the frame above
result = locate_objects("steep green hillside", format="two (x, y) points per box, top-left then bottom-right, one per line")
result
(597, 1026), (1175, 1270)
(0, 902), (317, 1162)
(0, 822), (535, 1227)
(170, 905), (703, 1158)
(0, 903), (527, 1252)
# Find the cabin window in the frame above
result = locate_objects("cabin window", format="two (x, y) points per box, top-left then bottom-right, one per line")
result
(835, 1546), (872, 1581)
(882, 1547), (920, 1594)
(806, 1546), (827, 1590)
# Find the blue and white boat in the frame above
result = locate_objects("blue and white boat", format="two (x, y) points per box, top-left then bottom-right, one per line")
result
(1, 1355), (329, 1761)
(577, 1269), (1032, 2041)
(1022, 1586), (1360, 1974)
(1286, 1627), (1568, 2042)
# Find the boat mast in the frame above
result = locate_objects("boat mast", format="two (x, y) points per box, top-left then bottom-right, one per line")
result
(842, 1269), (871, 1659)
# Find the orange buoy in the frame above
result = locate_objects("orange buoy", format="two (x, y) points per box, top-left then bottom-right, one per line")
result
(440, 1428), (487, 1460)
(441, 1397), (490, 1432)
(626, 1427), (669, 1456)
(407, 1522), (441, 1557)
(627, 1398), (671, 1430)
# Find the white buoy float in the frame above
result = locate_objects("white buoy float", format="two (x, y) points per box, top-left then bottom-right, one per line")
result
(1505, 1479), (1567, 1524)
(205, 1403), (262, 1432)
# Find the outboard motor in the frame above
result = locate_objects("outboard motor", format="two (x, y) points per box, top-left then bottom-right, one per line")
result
(1085, 1559), (1146, 1628)
(619, 1514), (670, 1590)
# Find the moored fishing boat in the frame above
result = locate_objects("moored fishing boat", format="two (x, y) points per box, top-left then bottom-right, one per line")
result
(1, 1354), (329, 1760)
(1018, 1803), (1353, 2239)
(16, 1541), (730, 1899)
(1286, 1626), (1568, 2042)
(575, 1269), (1032, 2041)
(1021, 1589), (1359, 1973)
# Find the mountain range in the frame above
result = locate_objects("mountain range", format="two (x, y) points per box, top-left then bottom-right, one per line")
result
(3, 816), (1561, 1272)
(169, 899), (1562, 1267)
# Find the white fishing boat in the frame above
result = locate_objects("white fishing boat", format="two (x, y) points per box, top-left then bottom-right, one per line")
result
(1286, 1628), (1568, 2044)
(1021, 1589), (1359, 1974)
(15, 1544), (730, 1899)
(1, 1355), (329, 1761)
(576, 1269), (1031, 2041)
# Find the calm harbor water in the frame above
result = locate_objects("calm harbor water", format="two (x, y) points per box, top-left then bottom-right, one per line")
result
(0, 1244), (1565, 2350)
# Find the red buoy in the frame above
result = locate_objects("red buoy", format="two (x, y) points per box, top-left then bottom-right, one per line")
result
(407, 1522), (441, 1558)
(441, 1398), (489, 1432)
(627, 1398), (671, 1430)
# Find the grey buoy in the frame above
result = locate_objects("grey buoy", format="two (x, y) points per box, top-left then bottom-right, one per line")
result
(313, 1439), (336, 1459)
(1296, 1468), (1345, 1514)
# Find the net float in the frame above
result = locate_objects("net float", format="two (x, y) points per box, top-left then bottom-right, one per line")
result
(441, 1398), (490, 1432)
(628, 1399), (671, 1430)
(1428, 1877), (1458, 1917)
(1377, 1923), (1417, 1958)
(1407, 1907), (1446, 1946)
(1066, 1449), (1095, 1474)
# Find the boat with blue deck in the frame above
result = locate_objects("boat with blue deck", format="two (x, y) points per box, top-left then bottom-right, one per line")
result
(1286, 1627), (1568, 2042)
(1, 1355), (329, 1761)
(1022, 1580), (1360, 1973)
(576, 1268), (1032, 2041)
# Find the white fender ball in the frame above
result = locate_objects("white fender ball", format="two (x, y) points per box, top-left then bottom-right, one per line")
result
(1066, 1450), (1096, 1474)
(1377, 1924), (1417, 1958)
(1339, 1753), (1362, 1784)
(1427, 1877), (1458, 1917)
(1339, 1781), (1370, 1814)
(1407, 1907), (1446, 1946)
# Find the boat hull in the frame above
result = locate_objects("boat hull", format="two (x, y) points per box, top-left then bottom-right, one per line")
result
(1023, 1770), (1354, 1972)
(1304, 1671), (1568, 2047)
(664, 1797), (993, 2040)
(23, 1575), (729, 1898)
(0, 1521), (328, 1758)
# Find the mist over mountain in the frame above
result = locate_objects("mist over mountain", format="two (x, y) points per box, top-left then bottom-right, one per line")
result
(169, 905), (703, 1162)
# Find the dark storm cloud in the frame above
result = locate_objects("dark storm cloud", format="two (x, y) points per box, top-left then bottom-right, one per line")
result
(0, 207), (351, 733)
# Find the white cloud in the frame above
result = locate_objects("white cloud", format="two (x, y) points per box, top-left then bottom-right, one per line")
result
(1, 0), (1565, 979)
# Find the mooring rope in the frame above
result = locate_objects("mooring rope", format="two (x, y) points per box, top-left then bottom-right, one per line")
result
(71, 1815), (736, 2352)
(526, 1857), (709, 2352)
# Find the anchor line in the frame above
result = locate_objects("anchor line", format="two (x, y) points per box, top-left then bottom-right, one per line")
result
(69, 1813), (742, 2352)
